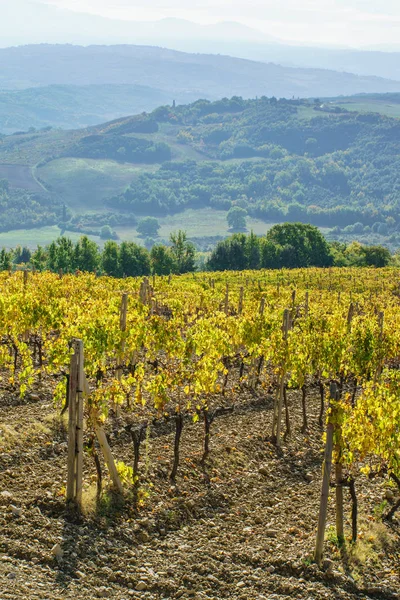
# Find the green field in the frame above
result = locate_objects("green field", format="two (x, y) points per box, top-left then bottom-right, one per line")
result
(0, 226), (99, 250)
(0, 209), (281, 250)
(37, 158), (159, 211)
(115, 208), (277, 242)
(329, 100), (400, 118)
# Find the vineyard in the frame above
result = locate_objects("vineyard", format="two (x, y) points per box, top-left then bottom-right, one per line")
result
(1, 268), (399, 600)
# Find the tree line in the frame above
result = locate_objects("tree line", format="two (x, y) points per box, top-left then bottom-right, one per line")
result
(207, 223), (392, 271)
(0, 231), (196, 276)
(0, 224), (392, 276)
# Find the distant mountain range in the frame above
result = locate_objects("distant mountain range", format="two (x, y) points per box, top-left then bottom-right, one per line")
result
(0, 1), (280, 47)
(1, 44), (400, 108)
(2, 1), (400, 82)
(2, 1), (400, 83)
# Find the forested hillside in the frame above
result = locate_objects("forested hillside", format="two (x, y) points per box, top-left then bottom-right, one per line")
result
(0, 178), (59, 231)
(1, 95), (400, 244)
(107, 98), (400, 229)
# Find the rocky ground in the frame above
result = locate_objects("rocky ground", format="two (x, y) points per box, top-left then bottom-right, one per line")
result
(0, 383), (399, 600)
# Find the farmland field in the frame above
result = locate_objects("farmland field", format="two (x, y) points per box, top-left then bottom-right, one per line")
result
(0, 163), (44, 191)
(330, 100), (400, 118)
(37, 158), (159, 210)
(0, 209), (282, 249)
(0, 226), (99, 249)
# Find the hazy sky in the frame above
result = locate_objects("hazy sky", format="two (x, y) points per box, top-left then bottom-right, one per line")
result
(44, 0), (400, 47)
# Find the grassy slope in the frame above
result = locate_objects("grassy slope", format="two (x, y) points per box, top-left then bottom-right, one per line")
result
(0, 226), (99, 249)
(0, 85), (184, 134)
(38, 158), (159, 211)
(324, 93), (400, 118)
(332, 101), (400, 118)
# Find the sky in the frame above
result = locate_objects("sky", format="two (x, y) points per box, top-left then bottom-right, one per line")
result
(43, 0), (400, 47)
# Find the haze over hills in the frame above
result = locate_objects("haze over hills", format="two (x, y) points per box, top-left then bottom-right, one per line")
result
(3, 0), (400, 83)
(3, 1), (400, 83)
(181, 41), (400, 83)
(0, 0), (280, 47)
(1, 44), (400, 133)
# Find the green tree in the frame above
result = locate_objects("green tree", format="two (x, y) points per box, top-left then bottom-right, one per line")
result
(206, 239), (232, 272)
(119, 242), (150, 277)
(20, 247), (31, 264)
(245, 231), (261, 269)
(0, 248), (12, 271)
(266, 223), (333, 268)
(100, 225), (114, 240)
(11, 245), (30, 266)
(47, 237), (75, 273)
(0, 179), (9, 195)
(169, 231), (195, 274)
(74, 236), (99, 272)
(260, 238), (280, 269)
(207, 234), (248, 271)
(361, 245), (391, 268)
(137, 217), (160, 238)
(30, 245), (48, 271)
(101, 241), (121, 277)
(150, 244), (176, 275)
(227, 206), (247, 231)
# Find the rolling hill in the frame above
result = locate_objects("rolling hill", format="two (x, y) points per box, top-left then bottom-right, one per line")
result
(0, 84), (196, 134)
(1, 44), (400, 101)
(1, 95), (400, 250)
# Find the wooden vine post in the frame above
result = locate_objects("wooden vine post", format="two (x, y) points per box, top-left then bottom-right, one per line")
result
(224, 283), (229, 315)
(259, 297), (265, 317)
(273, 309), (290, 447)
(92, 416), (124, 495)
(117, 293), (128, 382)
(66, 339), (84, 507)
(335, 389), (345, 547)
(314, 382), (337, 564)
(374, 311), (384, 385)
(238, 286), (244, 315)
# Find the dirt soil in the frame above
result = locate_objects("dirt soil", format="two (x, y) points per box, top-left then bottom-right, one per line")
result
(0, 383), (399, 600)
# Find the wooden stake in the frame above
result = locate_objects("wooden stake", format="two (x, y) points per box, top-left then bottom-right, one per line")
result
(117, 293), (128, 382)
(76, 340), (84, 505)
(238, 286), (244, 315)
(259, 297), (265, 317)
(66, 344), (78, 503)
(314, 382), (336, 564)
(347, 303), (354, 330)
(94, 419), (124, 495)
(224, 283), (229, 315)
(66, 339), (84, 506)
(374, 311), (384, 384)
(305, 291), (309, 317)
(274, 309), (290, 447)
